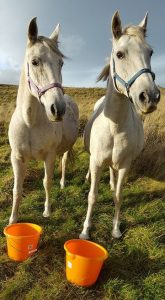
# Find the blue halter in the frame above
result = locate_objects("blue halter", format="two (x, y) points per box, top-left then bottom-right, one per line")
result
(112, 58), (155, 98)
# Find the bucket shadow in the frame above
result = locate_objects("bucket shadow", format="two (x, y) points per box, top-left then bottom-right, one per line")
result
(97, 248), (163, 288)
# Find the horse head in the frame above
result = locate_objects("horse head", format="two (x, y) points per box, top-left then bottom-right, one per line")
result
(25, 17), (66, 122)
(110, 11), (160, 114)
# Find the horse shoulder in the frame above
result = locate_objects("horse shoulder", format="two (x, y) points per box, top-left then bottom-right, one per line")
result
(8, 110), (31, 159)
(112, 107), (144, 167)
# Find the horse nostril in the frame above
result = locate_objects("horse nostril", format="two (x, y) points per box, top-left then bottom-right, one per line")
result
(139, 91), (147, 102)
(51, 104), (56, 116)
(149, 104), (155, 111)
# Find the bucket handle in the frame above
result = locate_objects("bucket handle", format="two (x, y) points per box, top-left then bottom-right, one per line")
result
(7, 238), (37, 255)
(28, 249), (37, 254)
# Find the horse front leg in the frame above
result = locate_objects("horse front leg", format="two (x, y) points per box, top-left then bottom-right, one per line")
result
(9, 152), (27, 224)
(43, 154), (55, 217)
(109, 167), (116, 191)
(79, 157), (102, 240)
(60, 151), (69, 189)
(85, 168), (90, 183)
(112, 167), (129, 238)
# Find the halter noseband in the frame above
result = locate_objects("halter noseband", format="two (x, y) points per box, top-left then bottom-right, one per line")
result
(112, 57), (155, 98)
(27, 63), (64, 100)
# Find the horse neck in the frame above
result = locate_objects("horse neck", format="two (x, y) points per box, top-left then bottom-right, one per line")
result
(16, 65), (43, 127)
(104, 76), (133, 125)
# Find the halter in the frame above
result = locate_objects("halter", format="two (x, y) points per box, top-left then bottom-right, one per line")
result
(112, 57), (155, 98)
(27, 63), (64, 100)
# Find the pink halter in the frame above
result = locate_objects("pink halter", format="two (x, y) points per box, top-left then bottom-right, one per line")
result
(27, 63), (64, 99)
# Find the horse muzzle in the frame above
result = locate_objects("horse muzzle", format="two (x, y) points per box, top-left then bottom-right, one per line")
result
(50, 99), (66, 122)
(138, 89), (160, 114)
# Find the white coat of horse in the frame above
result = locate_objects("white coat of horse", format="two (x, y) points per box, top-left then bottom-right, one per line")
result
(9, 18), (79, 224)
(80, 12), (160, 239)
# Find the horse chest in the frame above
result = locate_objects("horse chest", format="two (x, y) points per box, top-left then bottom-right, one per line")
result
(29, 125), (62, 159)
(89, 113), (144, 169)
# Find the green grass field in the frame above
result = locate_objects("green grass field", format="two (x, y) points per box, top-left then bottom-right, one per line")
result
(0, 85), (164, 300)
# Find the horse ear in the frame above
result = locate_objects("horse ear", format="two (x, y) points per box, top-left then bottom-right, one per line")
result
(49, 24), (60, 42)
(111, 11), (122, 40)
(139, 12), (148, 35)
(28, 17), (38, 43)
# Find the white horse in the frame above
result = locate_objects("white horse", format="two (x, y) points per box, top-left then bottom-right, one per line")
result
(80, 11), (160, 239)
(8, 18), (79, 224)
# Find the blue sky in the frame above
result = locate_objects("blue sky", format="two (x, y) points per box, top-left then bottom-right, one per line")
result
(0, 0), (164, 87)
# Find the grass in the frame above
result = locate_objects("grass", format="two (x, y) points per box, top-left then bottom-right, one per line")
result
(0, 85), (165, 299)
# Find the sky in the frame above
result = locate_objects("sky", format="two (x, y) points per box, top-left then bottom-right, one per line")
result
(0, 0), (165, 88)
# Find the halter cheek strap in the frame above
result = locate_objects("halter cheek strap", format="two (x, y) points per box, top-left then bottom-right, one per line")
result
(27, 63), (64, 99)
(112, 58), (155, 98)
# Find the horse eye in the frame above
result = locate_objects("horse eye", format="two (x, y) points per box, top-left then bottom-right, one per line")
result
(116, 51), (125, 59)
(32, 59), (40, 66)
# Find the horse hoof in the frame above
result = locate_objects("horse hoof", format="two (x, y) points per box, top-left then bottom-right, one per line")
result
(112, 229), (122, 239)
(79, 232), (90, 240)
(110, 184), (115, 192)
(43, 211), (50, 218)
(60, 179), (65, 189)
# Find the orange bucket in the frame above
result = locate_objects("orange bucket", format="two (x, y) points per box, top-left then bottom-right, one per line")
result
(64, 239), (108, 287)
(4, 223), (42, 261)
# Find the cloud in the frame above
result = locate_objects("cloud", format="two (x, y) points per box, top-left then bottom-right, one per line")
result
(0, 51), (21, 84)
(0, 69), (20, 85)
(63, 66), (106, 87)
(60, 34), (86, 57)
(152, 53), (165, 70)
(0, 52), (20, 71)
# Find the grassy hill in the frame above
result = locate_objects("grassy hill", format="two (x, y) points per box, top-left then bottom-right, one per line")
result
(1, 84), (164, 179)
(0, 85), (164, 300)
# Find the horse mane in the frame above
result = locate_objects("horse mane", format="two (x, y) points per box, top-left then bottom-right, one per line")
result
(97, 63), (110, 82)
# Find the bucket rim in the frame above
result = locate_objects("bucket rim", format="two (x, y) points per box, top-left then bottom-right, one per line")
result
(3, 222), (43, 239)
(64, 239), (108, 261)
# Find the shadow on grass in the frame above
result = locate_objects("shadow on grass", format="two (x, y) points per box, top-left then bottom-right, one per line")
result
(1, 231), (163, 294)
(123, 189), (164, 209)
(98, 248), (163, 287)
(0, 261), (18, 287)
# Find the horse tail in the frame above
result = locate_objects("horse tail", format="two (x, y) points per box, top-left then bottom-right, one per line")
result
(67, 148), (75, 165)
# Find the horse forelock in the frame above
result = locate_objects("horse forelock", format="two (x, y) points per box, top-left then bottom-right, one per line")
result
(123, 25), (146, 40)
(28, 36), (65, 58)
